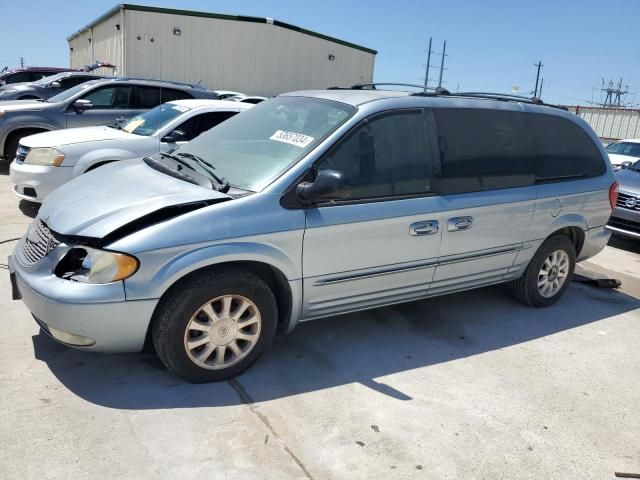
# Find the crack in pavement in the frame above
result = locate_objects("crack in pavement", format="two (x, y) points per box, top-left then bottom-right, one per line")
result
(228, 378), (315, 480)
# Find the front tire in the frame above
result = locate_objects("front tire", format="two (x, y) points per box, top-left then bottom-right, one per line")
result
(510, 235), (576, 307)
(152, 267), (278, 383)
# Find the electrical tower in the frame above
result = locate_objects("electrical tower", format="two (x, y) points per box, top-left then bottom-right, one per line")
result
(600, 78), (629, 107)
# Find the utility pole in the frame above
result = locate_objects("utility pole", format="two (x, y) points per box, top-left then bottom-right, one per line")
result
(539, 77), (544, 98)
(20, 57), (24, 68)
(423, 37), (432, 92)
(533, 60), (543, 97)
(438, 40), (447, 88)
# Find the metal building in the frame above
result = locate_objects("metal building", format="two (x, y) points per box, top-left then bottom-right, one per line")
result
(67, 4), (377, 96)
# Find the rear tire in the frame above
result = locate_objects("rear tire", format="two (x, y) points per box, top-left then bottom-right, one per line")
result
(152, 267), (278, 383)
(510, 235), (576, 307)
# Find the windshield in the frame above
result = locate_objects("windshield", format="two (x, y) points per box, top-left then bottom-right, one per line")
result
(46, 82), (95, 103)
(32, 73), (64, 86)
(606, 141), (640, 158)
(173, 96), (355, 191)
(122, 103), (191, 136)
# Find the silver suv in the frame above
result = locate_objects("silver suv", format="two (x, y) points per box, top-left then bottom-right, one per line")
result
(9, 86), (617, 382)
(0, 77), (217, 161)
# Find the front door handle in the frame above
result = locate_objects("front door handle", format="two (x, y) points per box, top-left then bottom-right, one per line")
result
(410, 220), (439, 236)
(448, 216), (473, 231)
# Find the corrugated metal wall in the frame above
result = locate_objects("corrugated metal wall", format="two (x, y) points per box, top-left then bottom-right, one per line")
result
(69, 12), (123, 73)
(120, 9), (374, 95)
(568, 106), (640, 143)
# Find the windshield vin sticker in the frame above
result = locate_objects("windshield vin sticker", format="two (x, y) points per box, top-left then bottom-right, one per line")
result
(269, 130), (314, 148)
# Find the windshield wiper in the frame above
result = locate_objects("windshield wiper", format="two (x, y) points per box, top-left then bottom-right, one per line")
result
(107, 119), (124, 130)
(158, 152), (229, 193)
(175, 152), (230, 193)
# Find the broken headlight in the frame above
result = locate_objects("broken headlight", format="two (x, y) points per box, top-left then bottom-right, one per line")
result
(55, 246), (139, 284)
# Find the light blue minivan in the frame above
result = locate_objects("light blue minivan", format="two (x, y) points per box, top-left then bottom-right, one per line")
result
(9, 86), (618, 382)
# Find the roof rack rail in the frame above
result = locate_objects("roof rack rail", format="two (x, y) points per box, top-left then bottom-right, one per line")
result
(350, 82), (435, 92)
(114, 76), (206, 89)
(326, 83), (567, 110)
(451, 91), (543, 105)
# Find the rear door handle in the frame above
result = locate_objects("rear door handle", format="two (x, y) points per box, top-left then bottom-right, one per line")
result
(448, 216), (473, 231)
(410, 220), (439, 236)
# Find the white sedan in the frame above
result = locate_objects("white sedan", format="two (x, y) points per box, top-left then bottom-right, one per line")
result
(605, 138), (640, 169)
(10, 99), (252, 202)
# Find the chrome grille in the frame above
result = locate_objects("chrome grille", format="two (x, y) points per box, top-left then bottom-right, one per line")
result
(616, 191), (640, 211)
(16, 220), (59, 266)
(15, 144), (30, 164)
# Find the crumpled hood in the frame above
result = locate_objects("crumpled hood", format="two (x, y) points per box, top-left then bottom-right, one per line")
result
(21, 126), (139, 148)
(0, 99), (48, 112)
(39, 158), (231, 239)
(616, 167), (640, 193)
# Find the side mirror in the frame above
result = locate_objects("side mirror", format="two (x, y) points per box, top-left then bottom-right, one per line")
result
(296, 170), (350, 203)
(50, 81), (62, 88)
(620, 160), (633, 169)
(73, 99), (93, 112)
(162, 129), (187, 143)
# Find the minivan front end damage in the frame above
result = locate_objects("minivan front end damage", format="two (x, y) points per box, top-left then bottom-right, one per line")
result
(9, 199), (224, 352)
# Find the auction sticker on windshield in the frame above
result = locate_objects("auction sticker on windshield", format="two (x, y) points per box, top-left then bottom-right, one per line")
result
(269, 130), (314, 148)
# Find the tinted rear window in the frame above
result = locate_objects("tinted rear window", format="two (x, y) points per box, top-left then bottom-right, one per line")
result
(132, 86), (161, 108)
(433, 108), (534, 192)
(528, 113), (605, 180)
(161, 88), (192, 102)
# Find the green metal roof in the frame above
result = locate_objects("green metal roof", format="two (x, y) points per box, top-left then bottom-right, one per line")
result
(67, 3), (377, 55)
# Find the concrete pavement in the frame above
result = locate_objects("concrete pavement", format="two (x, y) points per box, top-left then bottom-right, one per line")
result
(0, 162), (638, 480)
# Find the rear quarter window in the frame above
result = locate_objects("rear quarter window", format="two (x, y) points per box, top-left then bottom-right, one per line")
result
(528, 113), (606, 180)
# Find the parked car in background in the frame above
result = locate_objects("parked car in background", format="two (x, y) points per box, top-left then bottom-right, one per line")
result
(10, 99), (252, 202)
(0, 61), (115, 86)
(607, 160), (640, 239)
(8, 87), (616, 382)
(0, 67), (72, 86)
(605, 139), (640, 168)
(0, 77), (218, 161)
(212, 90), (245, 100)
(0, 72), (108, 101)
(228, 95), (267, 104)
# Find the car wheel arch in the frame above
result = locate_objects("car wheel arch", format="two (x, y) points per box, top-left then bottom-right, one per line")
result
(141, 259), (296, 351)
(542, 214), (587, 256)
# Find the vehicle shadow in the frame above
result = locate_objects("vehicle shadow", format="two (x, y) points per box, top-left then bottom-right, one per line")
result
(18, 200), (40, 218)
(32, 281), (640, 410)
(608, 234), (640, 254)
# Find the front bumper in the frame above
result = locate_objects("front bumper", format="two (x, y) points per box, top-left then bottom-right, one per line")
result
(9, 161), (74, 203)
(8, 251), (158, 353)
(607, 206), (640, 240)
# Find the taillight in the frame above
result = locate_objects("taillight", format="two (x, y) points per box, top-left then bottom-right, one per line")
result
(609, 181), (619, 210)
